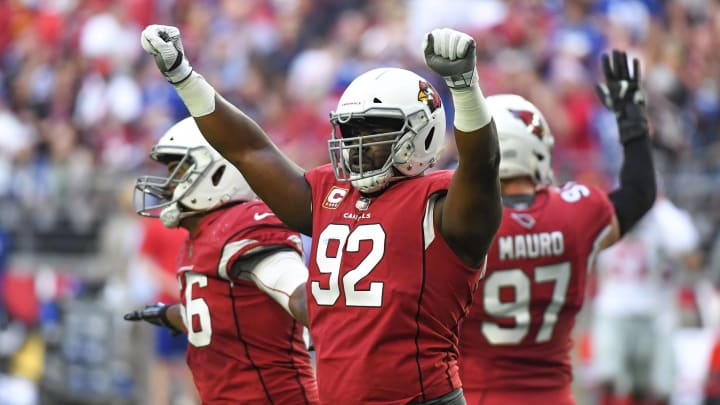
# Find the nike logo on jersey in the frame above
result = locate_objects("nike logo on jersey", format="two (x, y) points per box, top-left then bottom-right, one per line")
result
(254, 212), (275, 221)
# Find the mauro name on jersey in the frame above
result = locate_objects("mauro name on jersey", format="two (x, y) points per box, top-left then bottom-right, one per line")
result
(498, 231), (565, 260)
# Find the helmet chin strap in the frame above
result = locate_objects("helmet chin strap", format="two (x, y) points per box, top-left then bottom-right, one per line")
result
(350, 166), (421, 194)
(160, 204), (182, 228)
(351, 169), (393, 193)
(160, 203), (201, 228)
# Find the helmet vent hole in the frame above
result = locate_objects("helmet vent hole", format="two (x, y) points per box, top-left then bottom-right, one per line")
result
(373, 97), (382, 103)
(424, 128), (435, 150)
(212, 165), (226, 186)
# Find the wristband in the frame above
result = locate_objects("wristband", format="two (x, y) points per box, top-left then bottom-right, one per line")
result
(175, 72), (216, 117)
(158, 304), (183, 336)
(617, 104), (649, 145)
(450, 85), (491, 132)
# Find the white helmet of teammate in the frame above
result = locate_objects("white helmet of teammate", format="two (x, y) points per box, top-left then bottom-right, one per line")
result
(328, 67), (446, 193)
(135, 117), (257, 228)
(487, 94), (555, 186)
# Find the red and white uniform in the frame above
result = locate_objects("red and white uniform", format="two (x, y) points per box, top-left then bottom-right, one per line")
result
(177, 200), (319, 405)
(592, 197), (701, 400)
(305, 165), (483, 405)
(459, 183), (614, 405)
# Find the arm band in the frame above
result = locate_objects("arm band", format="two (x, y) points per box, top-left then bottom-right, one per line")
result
(450, 85), (491, 132)
(608, 136), (656, 235)
(159, 304), (183, 336)
(247, 250), (308, 316)
(175, 72), (216, 117)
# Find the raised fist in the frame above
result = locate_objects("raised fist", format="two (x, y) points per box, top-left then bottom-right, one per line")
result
(423, 28), (477, 89)
(595, 50), (649, 144)
(141, 24), (193, 84)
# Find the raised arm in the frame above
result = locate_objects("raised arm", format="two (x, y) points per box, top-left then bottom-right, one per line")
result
(595, 50), (656, 250)
(423, 29), (502, 268)
(140, 25), (313, 234)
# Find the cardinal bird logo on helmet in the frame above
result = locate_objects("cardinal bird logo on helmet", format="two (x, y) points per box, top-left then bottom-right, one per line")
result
(418, 81), (441, 113)
(509, 109), (545, 139)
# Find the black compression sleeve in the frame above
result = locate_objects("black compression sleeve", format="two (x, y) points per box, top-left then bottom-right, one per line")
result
(607, 135), (656, 236)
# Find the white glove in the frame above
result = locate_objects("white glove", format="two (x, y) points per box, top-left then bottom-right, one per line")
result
(423, 28), (478, 89)
(423, 28), (489, 132)
(140, 24), (215, 116)
(141, 24), (193, 84)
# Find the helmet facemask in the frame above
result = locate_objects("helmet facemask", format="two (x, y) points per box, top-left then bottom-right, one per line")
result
(134, 117), (257, 228)
(135, 145), (214, 227)
(329, 110), (408, 193)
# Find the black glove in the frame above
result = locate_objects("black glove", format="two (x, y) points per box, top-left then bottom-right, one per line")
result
(595, 50), (649, 144)
(124, 303), (183, 336)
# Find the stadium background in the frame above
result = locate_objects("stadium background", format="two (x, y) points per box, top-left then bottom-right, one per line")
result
(0, 0), (718, 404)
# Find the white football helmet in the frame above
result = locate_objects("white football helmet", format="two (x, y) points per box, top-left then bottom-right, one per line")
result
(328, 67), (446, 193)
(134, 117), (256, 228)
(487, 94), (555, 186)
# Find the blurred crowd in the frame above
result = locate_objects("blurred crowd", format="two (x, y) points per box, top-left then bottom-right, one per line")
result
(1, 0), (720, 253)
(0, 0), (719, 404)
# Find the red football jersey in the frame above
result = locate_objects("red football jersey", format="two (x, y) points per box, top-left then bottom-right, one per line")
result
(176, 200), (319, 405)
(459, 183), (614, 396)
(305, 165), (483, 405)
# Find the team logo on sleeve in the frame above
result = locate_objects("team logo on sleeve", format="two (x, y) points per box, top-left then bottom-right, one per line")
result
(322, 186), (349, 209)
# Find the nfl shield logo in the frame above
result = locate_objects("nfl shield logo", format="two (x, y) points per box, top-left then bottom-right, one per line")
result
(355, 197), (371, 211)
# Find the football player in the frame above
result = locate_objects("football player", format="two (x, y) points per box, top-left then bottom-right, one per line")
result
(458, 51), (656, 405)
(124, 117), (319, 404)
(592, 194), (701, 405)
(140, 25), (502, 404)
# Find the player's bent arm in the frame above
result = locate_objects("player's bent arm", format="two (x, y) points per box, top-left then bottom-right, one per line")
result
(195, 97), (313, 234)
(596, 134), (655, 252)
(597, 50), (656, 245)
(439, 122), (502, 268)
(239, 250), (309, 323)
(123, 303), (185, 335)
(164, 304), (185, 332)
(606, 135), (656, 240)
(288, 284), (309, 327)
(422, 28), (502, 267)
(437, 82), (502, 267)
(140, 24), (312, 234)
(597, 214), (622, 251)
